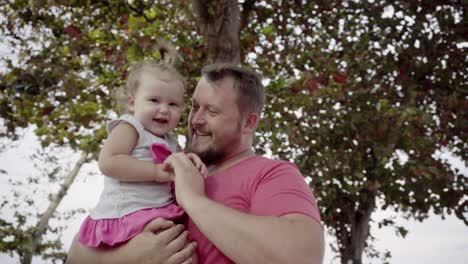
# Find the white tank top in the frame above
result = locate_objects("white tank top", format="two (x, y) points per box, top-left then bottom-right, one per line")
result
(90, 114), (178, 219)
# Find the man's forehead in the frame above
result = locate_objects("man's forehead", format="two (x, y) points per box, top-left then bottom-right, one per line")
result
(196, 76), (236, 93)
(191, 78), (237, 106)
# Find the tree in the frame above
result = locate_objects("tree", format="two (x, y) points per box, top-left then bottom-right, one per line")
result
(250, 1), (467, 263)
(0, 0), (466, 263)
(0, 143), (88, 263)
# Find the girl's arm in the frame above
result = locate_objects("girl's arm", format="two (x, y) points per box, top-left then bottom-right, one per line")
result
(98, 123), (172, 182)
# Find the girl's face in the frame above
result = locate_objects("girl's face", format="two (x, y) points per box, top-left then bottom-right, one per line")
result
(129, 71), (184, 137)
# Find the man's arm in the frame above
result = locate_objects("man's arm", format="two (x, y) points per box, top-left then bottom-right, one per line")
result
(188, 196), (324, 264)
(166, 153), (325, 264)
(67, 218), (197, 264)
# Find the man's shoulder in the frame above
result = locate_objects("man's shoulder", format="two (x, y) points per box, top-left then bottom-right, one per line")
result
(252, 155), (295, 164)
(246, 156), (299, 172)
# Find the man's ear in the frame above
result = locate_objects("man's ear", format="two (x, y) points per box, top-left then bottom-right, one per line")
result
(242, 112), (259, 134)
(127, 96), (135, 113)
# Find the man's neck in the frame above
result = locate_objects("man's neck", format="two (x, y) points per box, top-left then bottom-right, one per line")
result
(207, 148), (255, 176)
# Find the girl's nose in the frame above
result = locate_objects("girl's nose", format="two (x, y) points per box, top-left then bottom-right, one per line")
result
(159, 104), (169, 114)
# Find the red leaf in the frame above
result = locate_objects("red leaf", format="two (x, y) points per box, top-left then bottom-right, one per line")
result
(306, 79), (319, 93)
(365, 181), (381, 191)
(137, 36), (152, 49)
(414, 168), (422, 176)
(447, 99), (457, 110)
(121, 13), (129, 24)
(398, 67), (409, 81)
(42, 106), (55, 116)
(64, 25), (82, 38)
(7, 21), (13, 31)
(315, 75), (328, 86)
(121, 70), (128, 81)
(180, 47), (191, 55)
(105, 49), (113, 60)
(332, 72), (347, 83)
(376, 127), (383, 137)
(115, 55), (125, 71)
(290, 85), (300, 95)
(337, 93), (345, 103)
(303, 71), (313, 79)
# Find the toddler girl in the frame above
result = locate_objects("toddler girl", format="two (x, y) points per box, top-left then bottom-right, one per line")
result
(78, 61), (206, 248)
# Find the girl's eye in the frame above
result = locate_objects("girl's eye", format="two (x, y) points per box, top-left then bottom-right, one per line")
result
(208, 109), (218, 115)
(169, 102), (178, 107)
(150, 99), (159, 103)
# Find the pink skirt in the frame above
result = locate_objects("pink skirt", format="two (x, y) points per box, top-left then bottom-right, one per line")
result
(78, 203), (184, 247)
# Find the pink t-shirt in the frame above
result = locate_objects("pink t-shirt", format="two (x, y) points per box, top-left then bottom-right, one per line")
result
(188, 156), (321, 263)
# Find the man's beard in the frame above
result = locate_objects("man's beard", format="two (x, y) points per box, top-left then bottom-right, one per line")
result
(187, 122), (242, 165)
(194, 145), (226, 165)
(186, 135), (226, 165)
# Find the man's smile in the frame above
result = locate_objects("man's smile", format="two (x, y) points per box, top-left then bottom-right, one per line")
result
(194, 131), (210, 137)
(191, 130), (212, 144)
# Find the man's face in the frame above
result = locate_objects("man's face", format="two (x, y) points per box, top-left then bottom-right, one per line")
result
(187, 76), (243, 165)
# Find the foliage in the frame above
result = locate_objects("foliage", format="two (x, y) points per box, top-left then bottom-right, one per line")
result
(249, 1), (467, 262)
(0, 1), (199, 261)
(0, 145), (84, 263)
(0, 0), (466, 263)
(0, 0), (201, 153)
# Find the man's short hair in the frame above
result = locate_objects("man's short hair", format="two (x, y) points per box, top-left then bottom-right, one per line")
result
(201, 63), (265, 117)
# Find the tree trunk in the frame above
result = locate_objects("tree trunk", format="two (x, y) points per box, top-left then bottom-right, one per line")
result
(192, 0), (240, 64)
(340, 191), (376, 264)
(21, 151), (88, 264)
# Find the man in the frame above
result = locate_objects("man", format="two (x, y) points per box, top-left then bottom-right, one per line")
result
(68, 64), (324, 264)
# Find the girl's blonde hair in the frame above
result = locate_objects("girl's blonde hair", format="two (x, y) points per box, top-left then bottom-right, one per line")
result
(115, 40), (185, 114)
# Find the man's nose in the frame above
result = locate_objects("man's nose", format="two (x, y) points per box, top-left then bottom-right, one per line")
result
(190, 110), (205, 127)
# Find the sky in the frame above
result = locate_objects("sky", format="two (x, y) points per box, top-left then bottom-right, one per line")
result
(0, 127), (467, 264)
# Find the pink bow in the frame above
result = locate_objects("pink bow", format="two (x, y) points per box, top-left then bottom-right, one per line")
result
(150, 143), (172, 164)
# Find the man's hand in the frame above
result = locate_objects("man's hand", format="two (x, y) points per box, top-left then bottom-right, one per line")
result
(132, 218), (197, 264)
(186, 153), (208, 178)
(67, 218), (197, 264)
(163, 153), (205, 208)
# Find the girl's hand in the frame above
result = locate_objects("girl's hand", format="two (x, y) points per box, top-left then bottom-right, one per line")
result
(163, 153), (205, 208)
(185, 153), (208, 179)
(153, 163), (175, 182)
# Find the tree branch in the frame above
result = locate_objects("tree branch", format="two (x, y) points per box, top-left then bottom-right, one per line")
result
(240, 0), (256, 33)
(22, 151), (89, 264)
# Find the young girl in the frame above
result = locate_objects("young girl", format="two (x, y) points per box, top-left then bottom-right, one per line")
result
(78, 61), (206, 248)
